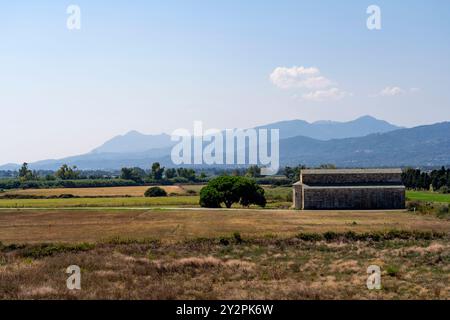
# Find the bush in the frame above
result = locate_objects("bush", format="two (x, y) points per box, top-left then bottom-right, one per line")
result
(296, 233), (323, 241)
(295, 230), (444, 242)
(219, 237), (230, 246)
(144, 187), (167, 197)
(386, 265), (400, 277)
(233, 232), (243, 244)
(20, 243), (95, 259)
(439, 186), (449, 194)
(323, 231), (339, 241)
(437, 205), (449, 219)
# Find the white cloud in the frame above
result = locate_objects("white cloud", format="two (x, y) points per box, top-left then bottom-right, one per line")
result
(270, 65), (352, 102)
(270, 66), (333, 90)
(379, 86), (405, 96)
(302, 88), (351, 102)
(372, 86), (420, 97)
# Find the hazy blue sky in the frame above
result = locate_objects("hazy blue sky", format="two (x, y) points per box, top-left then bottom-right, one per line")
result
(1, 0), (449, 164)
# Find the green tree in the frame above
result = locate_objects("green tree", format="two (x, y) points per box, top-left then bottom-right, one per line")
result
(55, 164), (79, 180)
(283, 165), (305, 182)
(176, 168), (196, 181)
(319, 163), (336, 169)
(151, 162), (165, 180)
(165, 168), (176, 179)
(120, 167), (145, 183)
(120, 167), (133, 180)
(199, 186), (222, 208)
(246, 165), (261, 178)
(18, 163), (34, 181)
(199, 176), (266, 208)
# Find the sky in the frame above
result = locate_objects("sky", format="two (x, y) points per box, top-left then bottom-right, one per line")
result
(0, 0), (449, 164)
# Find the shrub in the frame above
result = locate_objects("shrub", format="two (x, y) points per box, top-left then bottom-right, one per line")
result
(144, 187), (167, 197)
(295, 230), (444, 242)
(386, 265), (400, 277)
(323, 231), (339, 241)
(296, 233), (323, 241)
(439, 186), (449, 194)
(285, 192), (293, 202)
(437, 205), (449, 219)
(20, 243), (94, 259)
(233, 232), (243, 244)
(219, 237), (230, 246)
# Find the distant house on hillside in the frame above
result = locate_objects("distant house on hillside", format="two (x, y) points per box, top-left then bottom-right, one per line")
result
(293, 169), (405, 210)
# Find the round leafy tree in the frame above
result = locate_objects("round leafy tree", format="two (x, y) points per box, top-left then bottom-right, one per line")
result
(199, 186), (222, 208)
(199, 176), (266, 208)
(144, 186), (167, 197)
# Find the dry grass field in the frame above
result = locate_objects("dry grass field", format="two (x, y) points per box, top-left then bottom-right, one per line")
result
(0, 208), (449, 300)
(0, 231), (448, 300)
(1, 185), (203, 197)
(0, 196), (200, 209)
(0, 208), (449, 244)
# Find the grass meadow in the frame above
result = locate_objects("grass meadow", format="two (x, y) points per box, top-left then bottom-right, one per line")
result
(0, 185), (293, 209)
(0, 230), (448, 299)
(406, 191), (450, 203)
(0, 186), (449, 300)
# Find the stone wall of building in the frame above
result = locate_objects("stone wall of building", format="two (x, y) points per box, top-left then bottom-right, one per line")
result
(302, 172), (402, 186)
(293, 184), (303, 210)
(302, 187), (405, 210)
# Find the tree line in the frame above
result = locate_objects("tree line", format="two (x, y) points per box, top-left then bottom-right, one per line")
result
(402, 167), (450, 192)
(3, 162), (450, 193)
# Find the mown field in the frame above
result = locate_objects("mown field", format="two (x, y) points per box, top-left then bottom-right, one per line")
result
(2, 186), (449, 207)
(0, 186), (293, 209)
(0, 185), (203, 197)
(0, 196), (200, 208)
(1, 209), (448, 244)
(407, 191), (450, 203)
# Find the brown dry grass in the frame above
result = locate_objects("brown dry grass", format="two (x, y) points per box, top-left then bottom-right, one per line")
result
(0, 208), (449, 244)
(0, 236), (448, 300)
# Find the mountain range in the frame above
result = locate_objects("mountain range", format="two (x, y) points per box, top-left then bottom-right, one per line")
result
(1, 115), (449, 170)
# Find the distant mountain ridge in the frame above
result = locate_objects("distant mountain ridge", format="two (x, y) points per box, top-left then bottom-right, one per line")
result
(91, 131), (175, 154)
(2, 116), (449, 171)
(279, 122), (450, 167)
(256, 115), (402, 140)
(88, 115), (401, 155)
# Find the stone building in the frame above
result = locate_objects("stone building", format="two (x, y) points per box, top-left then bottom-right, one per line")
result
(293, 169), (405, 210)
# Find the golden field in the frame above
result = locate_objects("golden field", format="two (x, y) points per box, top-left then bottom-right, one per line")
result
(0, 185), (203, 197)
(0, 208), (448, 244)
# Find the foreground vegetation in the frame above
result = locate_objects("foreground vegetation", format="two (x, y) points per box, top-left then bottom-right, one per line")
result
(0, 231), (448, 299)
(0, 207), (448, 300)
